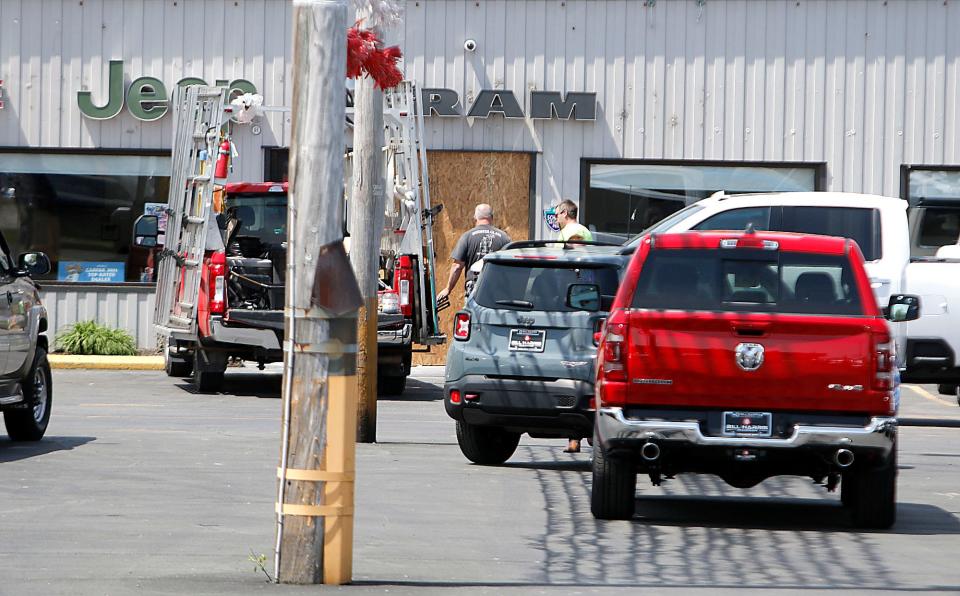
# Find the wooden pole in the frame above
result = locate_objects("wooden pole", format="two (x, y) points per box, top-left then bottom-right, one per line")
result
(276, 0), (360, 585)
(348, 19), (386, 444)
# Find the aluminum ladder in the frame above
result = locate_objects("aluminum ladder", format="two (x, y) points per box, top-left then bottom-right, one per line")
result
(153, 85), (229, 339)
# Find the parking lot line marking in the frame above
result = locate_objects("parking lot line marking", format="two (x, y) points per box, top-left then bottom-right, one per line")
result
(906, 384), (956, 408)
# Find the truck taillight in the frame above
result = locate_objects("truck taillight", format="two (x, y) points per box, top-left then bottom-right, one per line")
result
(873, 333), (893, 391)
(453, 312), (471, 341)
(599, 310), (628, 383)
(209, 250), (226, 314)
(395, 255), (414, 317)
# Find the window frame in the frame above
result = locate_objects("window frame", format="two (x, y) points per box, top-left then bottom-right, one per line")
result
(579, 158), (827, 237)
(900, 164), (960, 206)
(0, 146), (171, 287)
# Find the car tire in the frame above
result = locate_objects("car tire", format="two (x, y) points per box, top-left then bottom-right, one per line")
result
(455, 421), (520, 465)
(4, 346), (53, 441)
(936, 383), (957, 396)
(165, 349), (193, 378)
(378, 375), (406, 396)
(590, 442), (637, 520)
(850, 448), (897, 529)
(192, 349), (224, 393)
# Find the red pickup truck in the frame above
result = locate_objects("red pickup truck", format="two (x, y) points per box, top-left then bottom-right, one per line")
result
(592, 230), (901, 528)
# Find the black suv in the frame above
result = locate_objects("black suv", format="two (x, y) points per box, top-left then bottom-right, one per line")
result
(0, 230), (53, 441)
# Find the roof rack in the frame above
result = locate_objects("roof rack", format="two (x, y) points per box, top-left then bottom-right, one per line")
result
(503, 240), (623, 250)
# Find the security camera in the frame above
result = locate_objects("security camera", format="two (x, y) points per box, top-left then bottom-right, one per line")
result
(464, 39), (477, 52)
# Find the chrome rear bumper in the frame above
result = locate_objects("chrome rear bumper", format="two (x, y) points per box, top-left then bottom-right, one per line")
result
(597, 407), (897, 455)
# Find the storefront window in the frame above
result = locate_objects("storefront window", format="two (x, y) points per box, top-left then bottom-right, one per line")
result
(904, 167), (960, 256)
(0, 152), (170, 283)
(582, 161), (820, 237)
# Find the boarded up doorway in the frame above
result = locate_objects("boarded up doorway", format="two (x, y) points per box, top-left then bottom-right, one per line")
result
(414, 150), (533, 366)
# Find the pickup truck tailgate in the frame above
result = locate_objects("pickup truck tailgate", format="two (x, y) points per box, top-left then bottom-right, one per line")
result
(625, 311), (887, 413)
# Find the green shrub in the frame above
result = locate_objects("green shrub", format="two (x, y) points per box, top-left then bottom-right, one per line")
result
(55, 320), (138, 356)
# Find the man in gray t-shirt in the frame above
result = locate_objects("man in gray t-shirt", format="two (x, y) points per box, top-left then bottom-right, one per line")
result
(436, 203), (511, 302)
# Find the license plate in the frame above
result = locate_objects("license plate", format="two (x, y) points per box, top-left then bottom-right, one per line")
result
(509, 329), (545, 352)
(722, 411), (772, 437)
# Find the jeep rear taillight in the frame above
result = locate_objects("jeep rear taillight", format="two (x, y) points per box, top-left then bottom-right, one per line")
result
(592, 318), (605, 347)
(208, 250), (226, 314)
(453, 312), (471, 341)
(873, 331), (893, 391)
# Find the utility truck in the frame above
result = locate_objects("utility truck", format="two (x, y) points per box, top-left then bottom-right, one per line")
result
(134, 83), (444, 393)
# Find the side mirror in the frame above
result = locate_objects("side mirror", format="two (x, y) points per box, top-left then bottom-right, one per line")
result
(17, 252), (51, 277)
(132, 214), (159, 248)
(566, 283), (601, 312)
(886, 294), (920, 322)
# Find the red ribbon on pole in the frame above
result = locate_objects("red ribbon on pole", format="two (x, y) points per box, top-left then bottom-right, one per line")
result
(346, 24), (403, 90)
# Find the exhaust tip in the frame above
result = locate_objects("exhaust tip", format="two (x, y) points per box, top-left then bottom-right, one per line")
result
(641, 442), (661, 462)
(834, 448), (855, 468)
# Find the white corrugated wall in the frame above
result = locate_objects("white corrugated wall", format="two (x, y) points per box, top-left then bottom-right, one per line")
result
(40, 285), (156, 350)
(4, 0), (960, 341)
(392, 0), (960, 236)
(0, 0), (293, 182)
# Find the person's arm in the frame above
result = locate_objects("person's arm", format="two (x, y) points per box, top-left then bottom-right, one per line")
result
(437, 260), (465, 301)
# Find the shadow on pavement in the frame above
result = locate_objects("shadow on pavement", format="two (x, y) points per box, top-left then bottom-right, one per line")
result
(378, 378), (443, 402)
(633, 494), (960, 535)
(500, 445), (960, 590)
(173, 371), (443, 402)
(174, 370), (283, 398)
(0, 435), (95, 463)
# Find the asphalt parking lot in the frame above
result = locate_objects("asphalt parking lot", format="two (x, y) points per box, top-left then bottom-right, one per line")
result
(1, 366), (959, 595)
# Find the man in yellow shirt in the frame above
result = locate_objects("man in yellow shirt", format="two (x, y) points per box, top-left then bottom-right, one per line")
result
(555, 199), (594, 243)
(555, 200), (592, 454)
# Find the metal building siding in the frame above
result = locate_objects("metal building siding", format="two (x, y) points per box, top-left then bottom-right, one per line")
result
(41, 286), (157, 350)
(397, 0), (960, 235)
(0, 0), (293, 182)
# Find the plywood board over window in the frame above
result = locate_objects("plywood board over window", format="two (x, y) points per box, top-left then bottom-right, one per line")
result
(414, 150), (532, 366)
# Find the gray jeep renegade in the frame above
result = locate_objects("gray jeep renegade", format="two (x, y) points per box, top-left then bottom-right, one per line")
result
(444, 241), (627, 464)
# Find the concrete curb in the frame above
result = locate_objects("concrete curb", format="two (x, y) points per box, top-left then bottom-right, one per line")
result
(49, 355), (165, 371)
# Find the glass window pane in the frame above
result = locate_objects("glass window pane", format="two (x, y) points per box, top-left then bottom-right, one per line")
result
(694, 207), (772, 232)
(473, 263), (620, 312)
(908, 170), (960, 205)
(584, 163), (816, 237)
(917, 208), (960, 248)
(631, 249), (861, 315)
(0, 153), (171, 283)
(781, 207), (881, 261)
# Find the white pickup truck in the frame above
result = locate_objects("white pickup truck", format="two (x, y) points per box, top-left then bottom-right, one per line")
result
(622, 191), (960, 402)
(898, 244), (960, 399)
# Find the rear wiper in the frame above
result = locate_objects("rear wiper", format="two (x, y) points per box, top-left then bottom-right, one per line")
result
(495, 299), (534, 309)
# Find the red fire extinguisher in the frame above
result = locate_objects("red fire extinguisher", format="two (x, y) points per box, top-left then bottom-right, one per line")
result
(214, 139), (231, 179)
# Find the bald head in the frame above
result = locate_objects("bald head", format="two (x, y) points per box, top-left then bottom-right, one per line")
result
(474, 203), (494, 223)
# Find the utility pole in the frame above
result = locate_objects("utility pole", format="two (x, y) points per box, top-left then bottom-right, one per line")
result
(348, 16), (386, 444)
(276, 0), (361, 585)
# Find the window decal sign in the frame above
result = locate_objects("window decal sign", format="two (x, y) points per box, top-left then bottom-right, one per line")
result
(58, 262), (125, 283)
(543, 207), (561, 232)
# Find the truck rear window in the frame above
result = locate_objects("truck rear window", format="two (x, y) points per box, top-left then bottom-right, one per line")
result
(474, 262), (620, 312)
(631, 249), (864, 315)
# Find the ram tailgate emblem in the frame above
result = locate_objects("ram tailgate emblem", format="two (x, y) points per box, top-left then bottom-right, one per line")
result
(735, 343), (765, 371)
